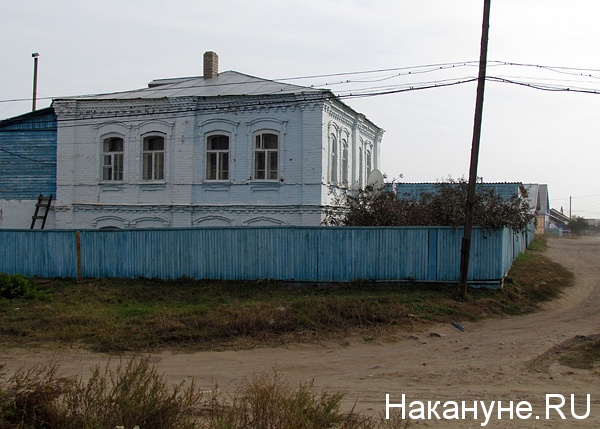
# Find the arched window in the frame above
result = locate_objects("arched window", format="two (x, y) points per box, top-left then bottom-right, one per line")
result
(142, 135), (165, 180)
(254, 132), (279, 180)
(366, 150), (372, 178)
(330, 134), (338, 184)
(341, 140), (349, 186)
(358, 146), (364, 188)
(102, 136), (124, 181)
(206, 134), (229, 180)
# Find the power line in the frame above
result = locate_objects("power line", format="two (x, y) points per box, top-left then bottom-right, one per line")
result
(3, 60), (600, 108)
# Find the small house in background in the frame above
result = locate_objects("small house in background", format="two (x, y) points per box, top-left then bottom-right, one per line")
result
(0, 108), (57, 229)
(0, 52), (383, 229)
(548, 208), (571, 234)
(390, 181), (550, 233)
(523, 183), (550, 234)
(391, 182), (525, 201)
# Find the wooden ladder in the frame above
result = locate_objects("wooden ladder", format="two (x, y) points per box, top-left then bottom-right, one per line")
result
(30, 194), (53, 229)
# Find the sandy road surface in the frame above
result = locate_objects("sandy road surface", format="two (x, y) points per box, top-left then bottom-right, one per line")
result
(2, 236), (599, 428)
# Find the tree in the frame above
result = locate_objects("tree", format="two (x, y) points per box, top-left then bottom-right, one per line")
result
(323, 178), (535, 233)
(568, 216), (589, 236)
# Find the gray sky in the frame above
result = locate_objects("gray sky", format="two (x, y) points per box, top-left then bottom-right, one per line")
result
(2, 1), (599, 218)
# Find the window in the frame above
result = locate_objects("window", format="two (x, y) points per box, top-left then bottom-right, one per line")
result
(330, 134), (338, 184)
(102, 137), (124, 181)
(254, 132), (278, 180)
(206, 134), (229, 180)
(342, 140), (349, 186)
(142, 135), (165, 180)
(358, 147), (364, 188)
(366, 150), (372, 178)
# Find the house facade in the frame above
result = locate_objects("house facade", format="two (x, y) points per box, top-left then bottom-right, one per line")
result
(26, 52), (383, 229)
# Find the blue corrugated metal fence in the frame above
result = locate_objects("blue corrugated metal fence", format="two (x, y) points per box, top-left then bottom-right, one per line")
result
(0, 225), (534, 288)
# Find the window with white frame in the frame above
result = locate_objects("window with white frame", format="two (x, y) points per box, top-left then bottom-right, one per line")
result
(330, 134), (338, 184)
(366, 150), (372, 178)
(206, 134), (229, 180)
(254, 132), (279, 180)
(142, 135), (165, 180)
(102, 136), (124, 181)
(342, 140), (349, 186)
(358, 146), (364, 188)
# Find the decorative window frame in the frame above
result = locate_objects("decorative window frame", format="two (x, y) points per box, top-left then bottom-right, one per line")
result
(136, 120), (173, 183)
(341, 138), (349, 187)
(100, 134), (125, 182)
(141, 133), (166, 181)
(246, 118), (287, 182)
(329, 133), (338, 184)
(95, 122), (131, 183)
(366, 147), (373, 179)
(199, 119), (239, 183)
(358, 142), (364, 189)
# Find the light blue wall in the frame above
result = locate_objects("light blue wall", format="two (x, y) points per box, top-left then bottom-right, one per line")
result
(0, 108), (57, 199)
(0, 225), (532, 288)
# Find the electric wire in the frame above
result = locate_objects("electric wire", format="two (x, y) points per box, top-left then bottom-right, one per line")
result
(4, 60), (600, 109)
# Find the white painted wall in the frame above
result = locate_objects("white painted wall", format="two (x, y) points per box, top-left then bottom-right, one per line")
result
(0, 200), (55, 229)
(53, 96), (382, 229)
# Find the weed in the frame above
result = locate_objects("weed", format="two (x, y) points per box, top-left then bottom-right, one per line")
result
(0, 356), (201, 429)
(0, 274), (51, 301)
(0, 361), (410, 429)
(200, 369), (410, 429)
(0, 239), (574, 352)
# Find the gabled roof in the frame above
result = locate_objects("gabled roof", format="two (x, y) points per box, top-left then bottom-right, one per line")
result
(550, 208), (571, 224)
(62, 71), (331, 101)
(524, 183), (550, 215)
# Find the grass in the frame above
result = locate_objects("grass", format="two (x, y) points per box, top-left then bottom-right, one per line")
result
(0, 235), (577, 428)
(0, 235), (574, 353)
(1, 356), (410, 429)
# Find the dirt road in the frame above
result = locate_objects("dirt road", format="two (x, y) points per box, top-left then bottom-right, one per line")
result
(2, 236), (599, 427)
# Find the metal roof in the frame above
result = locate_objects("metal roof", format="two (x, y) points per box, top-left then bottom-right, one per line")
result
(62, 71), (331, 101)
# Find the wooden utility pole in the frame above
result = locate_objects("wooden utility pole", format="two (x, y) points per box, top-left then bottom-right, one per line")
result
(458, 0), (491, 299)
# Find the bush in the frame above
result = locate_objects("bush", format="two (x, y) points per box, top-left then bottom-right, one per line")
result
(0, 273), (51, 301)
(0, 356), (201, 429)
(0, 360), (410, 429)
(323, 178), (534, 233)
(202, 369), (410, 429)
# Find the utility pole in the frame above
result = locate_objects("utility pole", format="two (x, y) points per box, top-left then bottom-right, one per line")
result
(458, 0), (491, 300)
(32, 52), (40, 111)
(569, 196), (572, 219)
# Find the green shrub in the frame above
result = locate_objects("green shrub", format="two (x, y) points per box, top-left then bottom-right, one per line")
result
(0, 273), (51, 301)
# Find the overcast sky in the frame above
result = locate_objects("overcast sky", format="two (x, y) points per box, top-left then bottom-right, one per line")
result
(2, 1), (599, 218)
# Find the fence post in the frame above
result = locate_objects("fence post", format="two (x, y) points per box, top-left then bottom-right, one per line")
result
(76, 231), (82, 280)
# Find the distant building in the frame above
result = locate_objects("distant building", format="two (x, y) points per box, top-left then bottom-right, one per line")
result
(549, 208), (571, 233)
(524, 184), (550, 234)
(390, 181), (550, 233)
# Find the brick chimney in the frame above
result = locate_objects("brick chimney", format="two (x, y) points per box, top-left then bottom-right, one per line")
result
(203, 51), (219, 79)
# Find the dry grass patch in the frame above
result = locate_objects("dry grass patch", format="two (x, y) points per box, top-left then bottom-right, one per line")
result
(0, 358), (410, 429)
(0, 236), (574, 353)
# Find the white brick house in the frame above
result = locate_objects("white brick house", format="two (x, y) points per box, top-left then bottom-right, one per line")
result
(52, 52), (384, 228)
